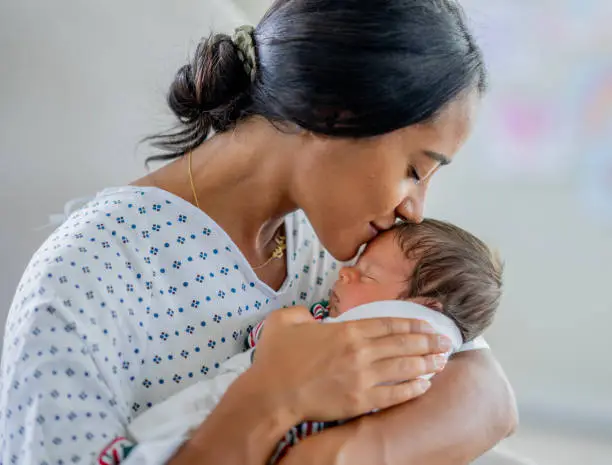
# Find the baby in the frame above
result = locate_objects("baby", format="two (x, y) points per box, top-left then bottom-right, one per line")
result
(250, 218), (502, 345)
(125, 219), (503, 464)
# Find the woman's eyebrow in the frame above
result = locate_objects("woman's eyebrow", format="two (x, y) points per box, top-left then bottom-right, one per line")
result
(423, 150), (451, 166)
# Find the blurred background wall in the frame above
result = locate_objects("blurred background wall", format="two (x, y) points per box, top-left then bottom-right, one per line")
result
(1, 1), (611, 463)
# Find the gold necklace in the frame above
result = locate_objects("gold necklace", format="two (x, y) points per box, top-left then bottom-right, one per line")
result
(187, 151), (286, 270)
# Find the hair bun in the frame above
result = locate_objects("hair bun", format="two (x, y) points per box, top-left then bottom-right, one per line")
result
(148, 34), (253, 160)
(168, 35), (251, 124)
(167, 63), (202, 123)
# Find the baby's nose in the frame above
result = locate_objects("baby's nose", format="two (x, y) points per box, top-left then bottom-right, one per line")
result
(339, 267), (359, 284)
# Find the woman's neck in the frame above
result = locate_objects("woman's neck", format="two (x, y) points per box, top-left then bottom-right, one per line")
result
(135, 118), (300, 259)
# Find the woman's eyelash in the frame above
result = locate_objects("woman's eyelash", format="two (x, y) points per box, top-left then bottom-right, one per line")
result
(408, 166), (421, 183)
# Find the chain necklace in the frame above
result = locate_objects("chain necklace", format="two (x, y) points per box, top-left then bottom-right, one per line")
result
(187, 151), (286, 269)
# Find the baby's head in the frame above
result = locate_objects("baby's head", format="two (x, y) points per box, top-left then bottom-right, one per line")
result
(329, 219), (503, 342)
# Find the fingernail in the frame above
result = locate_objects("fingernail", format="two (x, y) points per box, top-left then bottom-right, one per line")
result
(438, 336), (452, 352)
(420, 321), (437, 334)
(418, 378), (431, 392)
(433, 355), (447, 370)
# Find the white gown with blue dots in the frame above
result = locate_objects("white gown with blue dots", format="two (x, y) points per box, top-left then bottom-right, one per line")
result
(0, 186), (342, 465)
(0, 186), (486, 465)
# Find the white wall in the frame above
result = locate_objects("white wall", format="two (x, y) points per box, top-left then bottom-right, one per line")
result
(1, 0), (611, 433)
(0, 0), (246, 331)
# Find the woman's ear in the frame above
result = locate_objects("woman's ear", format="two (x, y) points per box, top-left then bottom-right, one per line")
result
(410, 297), (443, 312)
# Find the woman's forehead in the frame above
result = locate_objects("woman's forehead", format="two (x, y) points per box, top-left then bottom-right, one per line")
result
(392, 91), (480, 159)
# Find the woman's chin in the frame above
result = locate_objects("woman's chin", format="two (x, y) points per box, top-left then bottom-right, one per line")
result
(320, 227), (370, 262)
(326, 241), (362, 263)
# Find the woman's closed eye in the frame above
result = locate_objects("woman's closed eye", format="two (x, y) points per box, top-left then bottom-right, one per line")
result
(407, 165), (421, 185)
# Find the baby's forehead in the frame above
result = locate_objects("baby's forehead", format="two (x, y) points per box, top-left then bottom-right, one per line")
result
(359, 229), (417, 264)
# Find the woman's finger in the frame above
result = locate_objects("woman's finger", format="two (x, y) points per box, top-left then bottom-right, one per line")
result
(368, 378), (432, 412)
(369, 333), (453, 359)
(344, 317), (437, 339)
(369, 354), (448, 385)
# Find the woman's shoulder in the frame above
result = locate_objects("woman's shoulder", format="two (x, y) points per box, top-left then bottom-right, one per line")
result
(33, 186), (195, 258)
(38, 186), (178, 242)
(22, 187), (167, 272)
(9, 187), (181, 319)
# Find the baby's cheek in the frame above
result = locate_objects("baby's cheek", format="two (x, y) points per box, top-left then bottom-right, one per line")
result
(341, 289), (381, 313)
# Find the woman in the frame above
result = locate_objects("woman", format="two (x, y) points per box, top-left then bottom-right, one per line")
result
(0, 1), (517, 464)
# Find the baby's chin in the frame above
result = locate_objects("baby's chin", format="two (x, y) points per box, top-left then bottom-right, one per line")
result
(327, 300), (339, 318)
(328, 290), (341, 317)
(328, 300), (353, 318)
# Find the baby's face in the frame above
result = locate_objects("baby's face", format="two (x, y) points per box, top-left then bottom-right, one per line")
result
(329, 231), (415, 317)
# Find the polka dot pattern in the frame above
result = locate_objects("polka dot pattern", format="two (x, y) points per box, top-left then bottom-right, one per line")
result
(0, 186), (340, 464)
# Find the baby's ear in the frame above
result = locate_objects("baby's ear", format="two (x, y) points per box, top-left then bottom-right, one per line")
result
(409, 297), (443, 312)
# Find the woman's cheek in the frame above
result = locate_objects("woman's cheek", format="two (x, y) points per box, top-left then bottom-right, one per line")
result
(373, 183), (405, 216)
(392, 180), (414, 209)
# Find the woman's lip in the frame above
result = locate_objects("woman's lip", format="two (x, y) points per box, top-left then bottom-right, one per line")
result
(372, 221), (394, 231)
(368, 223), (380, 238)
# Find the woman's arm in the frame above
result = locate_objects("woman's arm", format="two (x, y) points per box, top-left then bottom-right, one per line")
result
(170, 307), (450, 465)
(281, 349), (517, 465)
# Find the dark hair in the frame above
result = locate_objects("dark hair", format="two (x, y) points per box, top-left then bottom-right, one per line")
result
(394, 219), (503, 342)
(147, 0), (487, 163)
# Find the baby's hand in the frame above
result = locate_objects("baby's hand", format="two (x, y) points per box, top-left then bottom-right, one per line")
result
(265, 306), (315, 324)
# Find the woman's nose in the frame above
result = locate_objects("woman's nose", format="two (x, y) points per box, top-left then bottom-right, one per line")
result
(397, 198), (424, 224)
(338, 267), (359, 284)
(396, 188), (426, 224)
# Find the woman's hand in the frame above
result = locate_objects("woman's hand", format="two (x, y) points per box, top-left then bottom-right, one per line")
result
(248, 306), (451, 424)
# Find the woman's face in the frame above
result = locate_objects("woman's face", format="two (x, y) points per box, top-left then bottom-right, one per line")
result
(293, 92), (479, 262)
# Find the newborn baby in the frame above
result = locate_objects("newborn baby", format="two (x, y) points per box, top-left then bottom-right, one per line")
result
(251, 218), (503, 344)
(123, 219), (503, 464)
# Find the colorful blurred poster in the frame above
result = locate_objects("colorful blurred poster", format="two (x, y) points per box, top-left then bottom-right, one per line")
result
(478, 88), (577, 179)
(461, 0), (612, 186)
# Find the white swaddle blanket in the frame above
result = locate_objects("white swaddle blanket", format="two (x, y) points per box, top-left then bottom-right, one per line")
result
(327, 300), (463, 352)
(128, 300), (463, 447)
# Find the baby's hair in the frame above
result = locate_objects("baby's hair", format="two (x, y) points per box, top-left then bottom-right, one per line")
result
(393, 219), (503, 342)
